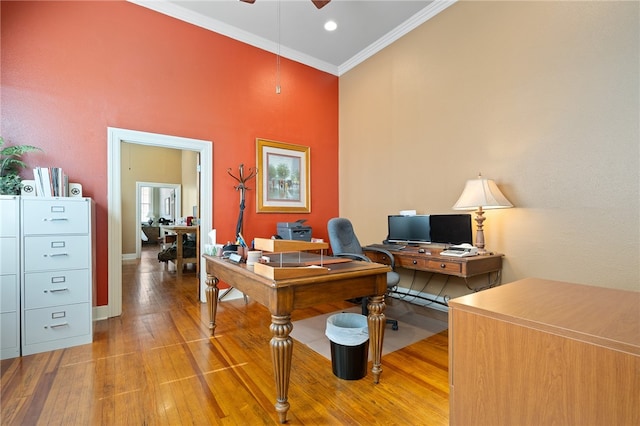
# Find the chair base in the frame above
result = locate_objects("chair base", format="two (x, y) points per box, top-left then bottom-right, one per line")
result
(387, 318), (399, 331)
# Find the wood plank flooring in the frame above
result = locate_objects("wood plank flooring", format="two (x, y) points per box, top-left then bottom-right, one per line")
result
(1, 245), (450, 425)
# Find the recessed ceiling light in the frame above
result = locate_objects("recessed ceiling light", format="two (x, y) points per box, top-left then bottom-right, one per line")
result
(324, 20), (337, 32)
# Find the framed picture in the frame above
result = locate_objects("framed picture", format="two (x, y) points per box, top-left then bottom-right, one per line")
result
(256, 138), (310, 213)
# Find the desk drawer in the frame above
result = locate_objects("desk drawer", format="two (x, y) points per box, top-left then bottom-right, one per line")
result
(365, 251), (391, 264)
(397, 256), (462, 275)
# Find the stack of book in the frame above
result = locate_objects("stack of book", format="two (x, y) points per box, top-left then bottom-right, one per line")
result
(32, 167), (69, 197)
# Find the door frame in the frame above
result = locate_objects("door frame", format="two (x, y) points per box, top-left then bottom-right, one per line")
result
(107, 127), (212, 318)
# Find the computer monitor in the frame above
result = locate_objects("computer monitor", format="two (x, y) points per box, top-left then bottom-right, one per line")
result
(386, 215), (431, 244)
(429, 214), (472, 245)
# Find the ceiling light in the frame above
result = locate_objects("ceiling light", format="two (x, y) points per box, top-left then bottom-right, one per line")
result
(324, 20), (337, 31)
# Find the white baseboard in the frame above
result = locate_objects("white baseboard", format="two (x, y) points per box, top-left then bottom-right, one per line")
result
(122, 253), (137, 260)
(93, 304), (111, 321)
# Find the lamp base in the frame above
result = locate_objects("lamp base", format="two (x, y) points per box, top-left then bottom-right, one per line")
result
(476, 246), (489, 256)
(474, 208), (486, 254)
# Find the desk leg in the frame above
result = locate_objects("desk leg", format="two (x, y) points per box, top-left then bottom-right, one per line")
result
(367, 295), (386, 384)
(270, 314), (293, 424)
(205, 274), (219, 335)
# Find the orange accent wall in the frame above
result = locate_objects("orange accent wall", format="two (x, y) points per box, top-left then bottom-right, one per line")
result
(1, 1), (339, 306)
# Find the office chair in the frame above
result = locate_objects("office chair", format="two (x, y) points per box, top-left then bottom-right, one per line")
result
(327, 217), (399, 330)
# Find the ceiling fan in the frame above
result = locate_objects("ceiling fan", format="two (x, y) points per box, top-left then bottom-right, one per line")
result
(240, 0), (331, 9)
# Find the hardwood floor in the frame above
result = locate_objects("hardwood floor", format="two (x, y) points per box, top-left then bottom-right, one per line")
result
(1, 245), (450, 425)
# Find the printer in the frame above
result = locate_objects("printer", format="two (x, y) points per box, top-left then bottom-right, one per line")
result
(276, 220), (312, 242)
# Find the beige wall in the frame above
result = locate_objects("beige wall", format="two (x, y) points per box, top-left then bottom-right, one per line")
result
(339, 1), (639, 292)
(121, 143), (183, 254)
(181, 150), (198, 218)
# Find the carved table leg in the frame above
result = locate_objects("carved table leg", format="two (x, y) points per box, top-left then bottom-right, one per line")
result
(270, 314), (293, 424)
(205, 274), (219, 335)
(367, 295), (386, 384)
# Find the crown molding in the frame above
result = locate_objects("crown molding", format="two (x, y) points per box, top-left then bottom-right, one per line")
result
(128, 0), (455, 77)
(338, 0), (457, 76)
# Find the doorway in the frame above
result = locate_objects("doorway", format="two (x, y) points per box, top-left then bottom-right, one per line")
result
(135, 182), (182, 259)
(107, 127), (212, 319)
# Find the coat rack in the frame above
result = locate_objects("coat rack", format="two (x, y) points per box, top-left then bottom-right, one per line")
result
(227, 164), (257, 238)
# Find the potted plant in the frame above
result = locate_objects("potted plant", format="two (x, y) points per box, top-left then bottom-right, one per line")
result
(0, 137), (42, 195)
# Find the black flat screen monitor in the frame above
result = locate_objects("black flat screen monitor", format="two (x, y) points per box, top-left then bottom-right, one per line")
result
(386, 215), (431, 244)
(429, 214), (472, 245)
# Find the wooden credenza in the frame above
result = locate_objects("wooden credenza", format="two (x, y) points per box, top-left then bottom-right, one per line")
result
(448, 278), (640, 426)
(365, 246), (502, 278)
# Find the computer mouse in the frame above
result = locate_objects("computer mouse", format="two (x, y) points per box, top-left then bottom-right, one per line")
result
(418, 248), (425, 253)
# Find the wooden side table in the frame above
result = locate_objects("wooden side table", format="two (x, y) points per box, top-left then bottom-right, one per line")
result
(159, 225), (199, 276)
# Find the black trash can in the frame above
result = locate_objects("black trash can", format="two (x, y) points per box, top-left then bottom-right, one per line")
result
(325, 313), (369, 380)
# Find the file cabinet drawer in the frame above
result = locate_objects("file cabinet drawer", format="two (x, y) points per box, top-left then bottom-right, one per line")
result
(23, 303), (90, 345)
(23, 236), (90, 272)
(1, 312), (18, 350)
(0, 238), (18, 275)
(22, 199), (89, 235)
(1, 275), (18, 312)
(0, 197), (19, 237)
(23, 270), (89, 309)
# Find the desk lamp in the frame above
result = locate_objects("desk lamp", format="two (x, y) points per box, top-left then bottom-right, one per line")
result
(452, 174), (512, 255)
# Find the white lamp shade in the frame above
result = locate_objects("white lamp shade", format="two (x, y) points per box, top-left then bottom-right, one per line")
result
(453, 177), (513, 210)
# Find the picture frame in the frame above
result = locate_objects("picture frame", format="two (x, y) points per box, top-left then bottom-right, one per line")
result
(256, 138), (310, 213)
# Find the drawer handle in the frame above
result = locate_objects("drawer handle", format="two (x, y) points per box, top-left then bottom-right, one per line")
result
(45, 288), (69, 293)
(45, 253), (69, 257)
(440, 263), (446, 269)
(44, 217), (69, 221)
(413, 260), (418, 265)
(46, 322), (69, 329)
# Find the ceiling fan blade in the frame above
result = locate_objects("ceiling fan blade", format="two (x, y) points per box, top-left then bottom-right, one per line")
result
(240, 0), (329, 9)
(311, 0), (331, 9)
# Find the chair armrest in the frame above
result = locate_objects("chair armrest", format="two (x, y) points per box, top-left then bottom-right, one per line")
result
(333, 253), (371, 262)
(362, 246), (396, 269)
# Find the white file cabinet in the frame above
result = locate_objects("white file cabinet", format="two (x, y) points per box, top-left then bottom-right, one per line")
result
(21, 197), (94, 356)
(0, 196), (20, 359)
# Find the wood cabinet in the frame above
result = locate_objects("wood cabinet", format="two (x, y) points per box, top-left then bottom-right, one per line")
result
(0, 196), (20, 359)
(448, 278), (640, 426)
(21, 197), (95, 356)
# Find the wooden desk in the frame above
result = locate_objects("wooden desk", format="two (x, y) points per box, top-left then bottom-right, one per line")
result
(364, 245), (502, 285)
(448, 278), (640, 425)
(160, 225), (199, 276)
(204, 255), (390, 424)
